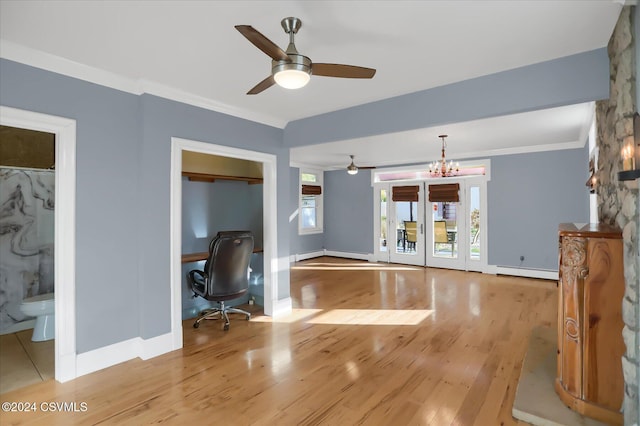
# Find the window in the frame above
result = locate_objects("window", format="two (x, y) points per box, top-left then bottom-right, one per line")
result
(299, 169), (323, 234)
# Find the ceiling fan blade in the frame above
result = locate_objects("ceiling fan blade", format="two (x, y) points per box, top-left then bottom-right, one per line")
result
(235, 25), (290, 62)
(247, 75), (276, 95)
(358, 166), (376, 169)
(312, 63), (376, 79)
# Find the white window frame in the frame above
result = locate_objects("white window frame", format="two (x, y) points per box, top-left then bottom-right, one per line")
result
(298, 169), (323, 235)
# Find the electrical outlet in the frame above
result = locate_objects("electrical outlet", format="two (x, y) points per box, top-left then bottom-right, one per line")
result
(520, 255), (525, 262)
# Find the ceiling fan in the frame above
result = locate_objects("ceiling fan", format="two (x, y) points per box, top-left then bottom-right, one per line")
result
(235, 17), (376, 95)
(346, 155), (376, 175)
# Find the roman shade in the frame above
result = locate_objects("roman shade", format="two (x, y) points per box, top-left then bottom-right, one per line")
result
(392, 185), (419, 202)
(301, 184), (322, 195)
(428, 183), (460, 202)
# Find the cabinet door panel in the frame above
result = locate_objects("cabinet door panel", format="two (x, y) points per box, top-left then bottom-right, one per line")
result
(583, 238), (624, 410)
(560, 236), (588, 397)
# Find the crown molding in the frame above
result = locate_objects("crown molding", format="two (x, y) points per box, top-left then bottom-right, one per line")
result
(0, 40), (287, 129)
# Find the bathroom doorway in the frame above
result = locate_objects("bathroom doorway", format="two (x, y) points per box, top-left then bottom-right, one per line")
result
(0, 106), (77, 385)
(0, 125), (56, 393)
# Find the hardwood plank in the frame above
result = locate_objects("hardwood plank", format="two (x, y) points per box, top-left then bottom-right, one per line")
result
(0, 257), (556, 425)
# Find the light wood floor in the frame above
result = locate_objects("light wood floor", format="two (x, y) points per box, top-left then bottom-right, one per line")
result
(0, 257), (556, 425)
(0, 330), (54, 394)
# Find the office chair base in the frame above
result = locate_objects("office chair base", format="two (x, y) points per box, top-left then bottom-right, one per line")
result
(193, 302), (251, 331)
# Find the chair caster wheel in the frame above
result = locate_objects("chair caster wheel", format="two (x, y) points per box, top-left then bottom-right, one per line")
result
(193, 322), (199, 329)
(223, 324), (229, 331)
(246, 315), (251, 321)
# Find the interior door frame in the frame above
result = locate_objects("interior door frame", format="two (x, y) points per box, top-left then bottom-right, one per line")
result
(0, 106), (77, 383)
(170, 137), (286, 351)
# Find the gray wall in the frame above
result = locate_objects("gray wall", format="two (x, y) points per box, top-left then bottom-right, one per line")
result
(487, 147), (589, 270)
(315, 147), (589, 271)
(0, 58), (289, 351)
(181, 178), (263, 254)
(0, 59), (141, 353)
(323, 169), (374, 254)
(181, 178), (263, 317)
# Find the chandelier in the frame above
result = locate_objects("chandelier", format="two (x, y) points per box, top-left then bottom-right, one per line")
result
(429, 134), (459, 177)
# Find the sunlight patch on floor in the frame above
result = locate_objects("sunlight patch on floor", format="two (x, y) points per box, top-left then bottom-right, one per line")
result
(291, 262), (423, 272)
(306, 309), (433, 325)
(250, 308), (323, 323)
(250, 308), (433, 325)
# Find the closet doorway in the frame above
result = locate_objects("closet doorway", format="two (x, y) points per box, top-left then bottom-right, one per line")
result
(169, 137), (280, 350)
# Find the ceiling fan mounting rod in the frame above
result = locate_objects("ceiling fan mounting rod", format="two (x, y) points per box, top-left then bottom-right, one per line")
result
(282, 17), (302, 55)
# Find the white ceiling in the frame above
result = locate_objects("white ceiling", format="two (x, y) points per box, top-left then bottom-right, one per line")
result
(0, 1), (622, 169)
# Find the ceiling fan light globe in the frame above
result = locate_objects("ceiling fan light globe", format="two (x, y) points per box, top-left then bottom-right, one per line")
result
(274, 69), (310, 89)
(347, 168), (358, 175)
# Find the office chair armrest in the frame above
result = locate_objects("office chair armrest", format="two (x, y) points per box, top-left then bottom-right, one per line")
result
(186, 269), (208, 297)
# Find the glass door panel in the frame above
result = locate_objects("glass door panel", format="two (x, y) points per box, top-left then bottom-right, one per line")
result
(394, 201), (418, 255)
(465, 181), (485, 272)
(426, 181), (465, 270)
(379, 189), (388, 253)
(389, 183), (424, 266)
(469, 186), (480, 261)
(431, 202), (458, 258)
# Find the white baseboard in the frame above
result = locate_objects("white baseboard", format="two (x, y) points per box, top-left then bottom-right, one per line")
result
(270, 297), (293, 317)
(138, 332), (174, 360)
(75, 332), (174, 378)
(294, 250), (325, 262)
(290, 250), (374, 263)
(323, 250), (373, 261)
(490, 265), (558, 281)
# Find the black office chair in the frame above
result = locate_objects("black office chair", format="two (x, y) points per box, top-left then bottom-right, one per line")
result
(187, 231), (254, 330)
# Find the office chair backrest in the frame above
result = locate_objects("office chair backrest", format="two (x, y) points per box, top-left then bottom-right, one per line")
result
(204, 231), (254, 299)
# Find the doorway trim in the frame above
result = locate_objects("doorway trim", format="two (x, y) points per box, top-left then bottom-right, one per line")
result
(170, 137), (280, 349)
(0, 106), (77, 382)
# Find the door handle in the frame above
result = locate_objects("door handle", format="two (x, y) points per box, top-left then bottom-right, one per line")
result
(420, 223), (424, 234)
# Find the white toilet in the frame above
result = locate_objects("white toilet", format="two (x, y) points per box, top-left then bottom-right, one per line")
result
(20, 293), (55, 342)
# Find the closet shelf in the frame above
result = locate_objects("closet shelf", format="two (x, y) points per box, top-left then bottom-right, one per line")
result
(182, 171), (263, 185)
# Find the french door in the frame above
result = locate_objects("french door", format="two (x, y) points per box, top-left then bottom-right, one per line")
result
(425, 180), (466, 269)
(374, 182), (425, 266)
(374, 178), (486, 271)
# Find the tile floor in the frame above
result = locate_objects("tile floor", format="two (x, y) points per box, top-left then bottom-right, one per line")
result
(0, 330), (54, 394)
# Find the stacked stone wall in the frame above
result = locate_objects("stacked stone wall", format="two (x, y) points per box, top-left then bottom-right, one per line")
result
(595, 6), (639, 425)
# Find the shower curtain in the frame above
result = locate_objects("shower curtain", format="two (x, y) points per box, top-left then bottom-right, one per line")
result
(0, 168), (55, 334)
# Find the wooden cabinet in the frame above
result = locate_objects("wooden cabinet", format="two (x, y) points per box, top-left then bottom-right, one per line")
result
(556, 223), (625, 425)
